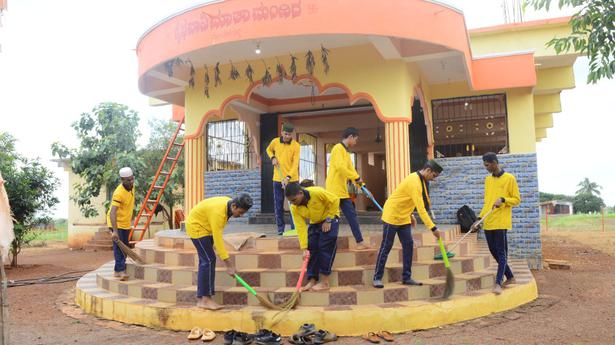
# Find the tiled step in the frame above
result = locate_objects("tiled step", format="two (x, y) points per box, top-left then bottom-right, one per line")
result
(249, 212), (384, 225)
(151, 226), (463, 251)
(135, 240), (476, 270)
(95, 264), (496, 306)
(120, 253), (491, 288)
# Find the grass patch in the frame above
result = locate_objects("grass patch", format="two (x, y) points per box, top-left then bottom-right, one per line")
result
(29, 219), (68, 246)
(541, 212), (615, 232)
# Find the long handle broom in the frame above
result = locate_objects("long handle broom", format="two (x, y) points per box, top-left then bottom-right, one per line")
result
(113, 238), (145, 265)
(436, 237), (455, 299)
(234, 273), (282, 310)
(434, 208), (495, 260)
(360, 185), (383, 212)
(274, 165), (297, 237)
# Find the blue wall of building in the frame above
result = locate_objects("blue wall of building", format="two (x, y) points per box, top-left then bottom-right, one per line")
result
(204, 169), (261, 223)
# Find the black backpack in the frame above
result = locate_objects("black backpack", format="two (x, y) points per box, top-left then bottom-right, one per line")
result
(457, 205), (477, 232)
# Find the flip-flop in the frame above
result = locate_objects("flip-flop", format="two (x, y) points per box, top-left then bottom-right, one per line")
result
(296, 323), (317, 336)
(188, 327), (203, 340)
(362, 332), (380, 343)
(201, 329), (216, 342)
(289, 334), (315, 345)
(376, 331), (394, 342)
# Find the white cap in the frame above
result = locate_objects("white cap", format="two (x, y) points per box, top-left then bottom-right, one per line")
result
(119, 167), (133, 178)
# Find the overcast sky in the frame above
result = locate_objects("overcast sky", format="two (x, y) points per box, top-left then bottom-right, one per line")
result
(0, 1), (612, 219)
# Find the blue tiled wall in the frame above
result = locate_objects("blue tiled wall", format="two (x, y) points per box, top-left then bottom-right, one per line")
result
(204, 169), (261, 223)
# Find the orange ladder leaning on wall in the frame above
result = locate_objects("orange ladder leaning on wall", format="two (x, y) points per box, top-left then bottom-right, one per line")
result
(129, 118), (185, 243)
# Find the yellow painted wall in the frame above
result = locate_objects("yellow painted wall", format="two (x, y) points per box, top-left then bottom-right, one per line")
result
(535, 66), (575, 93)
(469, 23), (572, 57)
(534, 113), (554, 129)
(183, 44), (415, 136)
(534, 93), (561, 114)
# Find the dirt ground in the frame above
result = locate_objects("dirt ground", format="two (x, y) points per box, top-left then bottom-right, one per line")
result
(4, 234), (615, 345)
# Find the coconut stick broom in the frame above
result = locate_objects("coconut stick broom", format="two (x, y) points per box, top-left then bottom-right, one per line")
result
(113, 238), (145, 265)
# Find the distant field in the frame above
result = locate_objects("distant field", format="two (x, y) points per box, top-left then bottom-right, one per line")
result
(541, 212), (615, 232)
(30, 219), (68, 245)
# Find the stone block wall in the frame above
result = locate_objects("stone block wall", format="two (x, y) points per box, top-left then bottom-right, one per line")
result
(204, 169), (262, 223)
(429, 154), (541, 268)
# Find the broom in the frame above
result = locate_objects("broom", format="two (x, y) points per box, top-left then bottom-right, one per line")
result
(436, 237), (455, 299)
(234, 273), (282, 310)
(268, 251), (311, 327)
(113, 238), (145, 264)
(274, 165), (297, 237)
(434, 208), (494, 260)
(360, 185), (383, 212)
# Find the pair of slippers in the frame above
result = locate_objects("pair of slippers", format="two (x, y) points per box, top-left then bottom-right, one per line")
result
(362, 331), (394, 343)
(289, 323), (337, 344)
(188, 327), (216, 342)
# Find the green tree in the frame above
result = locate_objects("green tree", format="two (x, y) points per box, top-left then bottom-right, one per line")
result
(1, 132), (60, 266)
(138, 118), (184, 229)
(52, 102), (144, 217)
(572, 177), (604, 213)
(576, 177), (602, 195)
(530, 0), (615, 83)
(540, 191), (574, 202)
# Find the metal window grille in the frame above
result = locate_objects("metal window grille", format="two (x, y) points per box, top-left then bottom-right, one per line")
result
(206, 120), (256, 171)
(432, 94), (508, 157)
(298, 133), (317, 182)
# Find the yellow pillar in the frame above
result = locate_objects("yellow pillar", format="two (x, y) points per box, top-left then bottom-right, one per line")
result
(184, 135), (204, 215)
(385, 121), (411, 195)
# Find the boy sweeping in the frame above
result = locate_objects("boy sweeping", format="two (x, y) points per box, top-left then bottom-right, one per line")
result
(285, 182), (340, 292)
(266, 123), (300, 235)
(107, 167), (135, 281)
(372, 160), (443, 288)
(472, 152), (521, 295)
(185, 194), (253, 310)
(325, 127), (368, 249)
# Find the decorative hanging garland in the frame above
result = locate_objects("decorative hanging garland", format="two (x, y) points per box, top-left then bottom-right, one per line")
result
(276, 58), (287, 84)
(229, 61), (240, 80)
(305, 50), (316, 75)
(214, 62), (222, 87)
(290, 54), (298, 81)
(187, 60), (196, 89)
(261, 60), (273, 86)
(203, 64), (210, 98)
(245, 62), (255, 83)
(321, 45), (330, 74)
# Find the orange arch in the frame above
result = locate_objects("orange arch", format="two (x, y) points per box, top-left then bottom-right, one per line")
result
(185, 74), (410, 139)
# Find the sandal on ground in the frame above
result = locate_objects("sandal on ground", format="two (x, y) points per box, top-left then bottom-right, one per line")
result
(296, 323), (317, 336)
(362, 332), (381, 343)
(313, 329), (337, 344)
(188, 327), (203, 340)
(201, 329), (216, 342)
(289, 334), (315, 345)
(376, 331), (394, 342)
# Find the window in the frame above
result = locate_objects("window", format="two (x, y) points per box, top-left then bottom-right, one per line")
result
(325, 143), (356, 177)
(206, 120), (255, 171)
(432, 94), (508, 157)
(298, 133), (317, 182)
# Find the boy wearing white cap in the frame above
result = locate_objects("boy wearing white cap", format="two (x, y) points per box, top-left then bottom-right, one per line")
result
(106, 167), (135, 280)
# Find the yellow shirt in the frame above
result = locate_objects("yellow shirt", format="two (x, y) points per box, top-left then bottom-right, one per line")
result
(290, 187), (341, 250)
(382, 172), (436, 229)
(266, 137), (300, 182)
(106, 184), (135, 229)
(479, 172), (521, 230)
(185, 196), (232, 260)
(325, 143), (360, 198)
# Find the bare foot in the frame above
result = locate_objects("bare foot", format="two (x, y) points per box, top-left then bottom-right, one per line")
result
(310, 282), (330, 291)
(355, 242), (370, 250)
(120, 272), (129, 281)
(302, 279), (316, 292)
(196, 298), (223, 310)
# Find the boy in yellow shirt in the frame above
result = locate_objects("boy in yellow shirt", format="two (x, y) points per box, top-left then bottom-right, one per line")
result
(186, 194), (253, 310)
(266, 123), (300, 235)
(325, 127), (368, 249)
(373, 161), (443, 288)
(285, 182), (340, 291)
(473, 152), (521, 295)
(106, 167), (135, 281)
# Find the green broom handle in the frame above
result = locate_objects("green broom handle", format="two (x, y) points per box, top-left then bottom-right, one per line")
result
(295, 251), (311, 291)
(275, 165), (296, 226)
(437, 238), (451, 268)
(234, 274), (257, 296)
(445, 208), (496, 254)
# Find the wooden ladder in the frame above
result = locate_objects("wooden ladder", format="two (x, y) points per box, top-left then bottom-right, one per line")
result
(129, 118), (184, 243)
